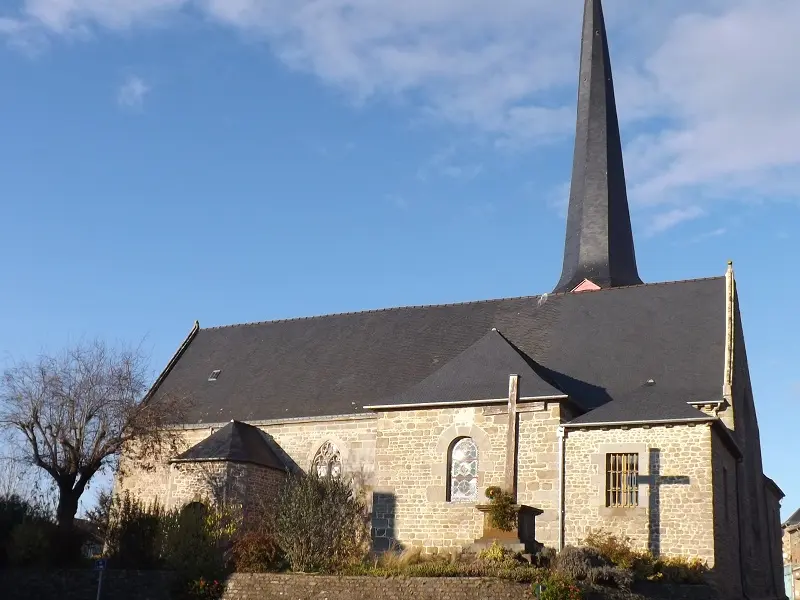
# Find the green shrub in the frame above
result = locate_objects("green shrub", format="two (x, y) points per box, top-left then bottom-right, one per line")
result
(343, 551), (551, 583)
(582, 529), (641, 568)
(0, 494), (53, 567)
(532, 546), (558, 568)
(583, 529), (708, 584)
(6, 520), (52, 567)
(583, 529), (656, 580)
(275, 472), (368, 573)
(554, 546), (609, 582)
(531, 570), (583, 600)
(231, 530), (284, 572)
(183, 577), (225, 600)
(484, 486), (517, 532)
(103, 492), (166, 569)
(478, 540), (516, 563)
(651, 556), (708, 584)
(587, 565), (634, 589)
(162, 501), (239, 583)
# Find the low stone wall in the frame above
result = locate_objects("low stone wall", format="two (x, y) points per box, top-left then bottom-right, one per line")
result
(0, 570), (724, 600)
(222, 573), (531, 599)
(0, 569), (174, 600)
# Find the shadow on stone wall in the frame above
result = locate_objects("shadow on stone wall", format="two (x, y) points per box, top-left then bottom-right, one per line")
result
(643, 448), (689, 557)
(371, 492), (397, 552)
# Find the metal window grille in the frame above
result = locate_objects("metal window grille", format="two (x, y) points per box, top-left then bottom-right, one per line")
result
(606, 453), (639, 507)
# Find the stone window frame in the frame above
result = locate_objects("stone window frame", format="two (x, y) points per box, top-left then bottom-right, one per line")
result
(306, 436), (349, 476)
(428, 425), (491, 504)
(590, 442), (649, 517)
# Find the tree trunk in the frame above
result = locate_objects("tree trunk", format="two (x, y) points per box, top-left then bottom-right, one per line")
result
(56, 486), (80, 530)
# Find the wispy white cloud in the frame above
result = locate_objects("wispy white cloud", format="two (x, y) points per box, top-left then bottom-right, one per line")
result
(2, 0), (799, 222)
(645, 206), (705, 237)
(117, 75), (150, 110)
(416, 145), (483, 182)
(689, 228), (727, 244)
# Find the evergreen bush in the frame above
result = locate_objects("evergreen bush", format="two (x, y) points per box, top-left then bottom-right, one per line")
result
(275, 472), (368, 573)
(484, 486), (517, 532)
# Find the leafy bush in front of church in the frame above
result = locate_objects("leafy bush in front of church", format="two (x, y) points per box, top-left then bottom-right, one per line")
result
(230, 529), (285, 572)
(484, 486), (518, 532)
(555, 545), (611, 582)
(648, 556), (708, 584)
(582, 528), (709, 584)
(531, 570), (583, 600)
(103, 491), (166, 569)
(275, 471), (368, 573)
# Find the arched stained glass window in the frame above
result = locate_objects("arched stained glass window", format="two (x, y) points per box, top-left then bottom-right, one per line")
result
(312, 441), (342, 478)
(449, 437), (478, 502)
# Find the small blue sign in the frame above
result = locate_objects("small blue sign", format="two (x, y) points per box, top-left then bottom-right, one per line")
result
(94, 559), (107, 571)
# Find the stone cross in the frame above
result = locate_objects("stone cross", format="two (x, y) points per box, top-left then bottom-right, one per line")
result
(504, 374), (520, 499)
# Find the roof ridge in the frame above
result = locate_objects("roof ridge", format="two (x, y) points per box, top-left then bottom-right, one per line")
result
(200, 275), (726, 331)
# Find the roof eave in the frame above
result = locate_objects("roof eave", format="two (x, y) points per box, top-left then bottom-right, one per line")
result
(168, 456), (287, 472)
(764, 475), (785, 500)
(364, 394), (569, 411)
(564, 416), (717, 430)
(142, 320), (200, 405)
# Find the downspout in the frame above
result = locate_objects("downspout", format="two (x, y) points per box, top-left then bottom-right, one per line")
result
(557, 425), (566, 551)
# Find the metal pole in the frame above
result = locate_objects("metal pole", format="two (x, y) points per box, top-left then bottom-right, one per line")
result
(96, 569), (104, 600)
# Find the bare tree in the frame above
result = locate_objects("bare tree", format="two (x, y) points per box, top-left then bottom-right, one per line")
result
(0, 339), (190, 529)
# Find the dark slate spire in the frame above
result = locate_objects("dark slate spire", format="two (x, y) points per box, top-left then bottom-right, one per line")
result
(553, 0), (643, 293)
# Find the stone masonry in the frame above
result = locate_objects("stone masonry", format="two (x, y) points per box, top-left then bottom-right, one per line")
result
(371, 401), (565, 552)
(709, 426), (742, 600)
(563, 424), (715, 558)
(166, 461), (285, 523)
(117, 414), (378, 511)
(117, 401), (760, 592)
(0, 570), (724, 600)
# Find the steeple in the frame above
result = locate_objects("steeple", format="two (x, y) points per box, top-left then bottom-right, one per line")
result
(553, 0), (643, 293)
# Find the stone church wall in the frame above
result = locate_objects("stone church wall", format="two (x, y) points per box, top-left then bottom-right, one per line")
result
(710, 426), (742, 600)
(563, 423), (715, 562)
(253, 414), (378, 489)
(729, 294), (785, 599)
(115, 416), (377, 511)
(114, 428), (209, 507)
(371, 401), (565, 552)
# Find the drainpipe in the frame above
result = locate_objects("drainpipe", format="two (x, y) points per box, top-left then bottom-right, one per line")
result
(557, 425), (566, 551)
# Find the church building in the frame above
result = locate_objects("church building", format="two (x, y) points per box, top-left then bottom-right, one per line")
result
(118, 2), (785, 599)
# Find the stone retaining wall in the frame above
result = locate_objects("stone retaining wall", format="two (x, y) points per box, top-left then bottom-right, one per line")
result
(223, 573), (532, 600)
(0, 571), (725, 600)
(0, 569), (174, 600)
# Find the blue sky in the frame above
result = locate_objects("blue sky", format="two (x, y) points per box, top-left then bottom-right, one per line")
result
(1, 0), (798, 518)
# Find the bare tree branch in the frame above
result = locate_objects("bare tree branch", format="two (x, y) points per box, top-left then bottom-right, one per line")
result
(0, 339), (191, 528)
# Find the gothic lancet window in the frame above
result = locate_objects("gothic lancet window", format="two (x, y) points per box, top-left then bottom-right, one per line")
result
(312, 441), (342, 478)
(448, 437), (478, 502)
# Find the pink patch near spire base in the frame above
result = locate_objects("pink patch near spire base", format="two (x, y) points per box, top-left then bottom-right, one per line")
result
(571, 279), (602, 293)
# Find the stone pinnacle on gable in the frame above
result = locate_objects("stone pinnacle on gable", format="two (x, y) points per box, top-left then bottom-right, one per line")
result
(553, 0), (643, 293)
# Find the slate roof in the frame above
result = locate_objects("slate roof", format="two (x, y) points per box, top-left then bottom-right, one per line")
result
(373, 329), (564, 407)
(172, 420), (286, 470)
(567, 381), (710, 426)
(785, 507), (800, 529)
(151, 276), (727, 425)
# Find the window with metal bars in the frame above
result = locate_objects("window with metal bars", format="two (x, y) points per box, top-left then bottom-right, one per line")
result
(605, 453), (639, 507)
